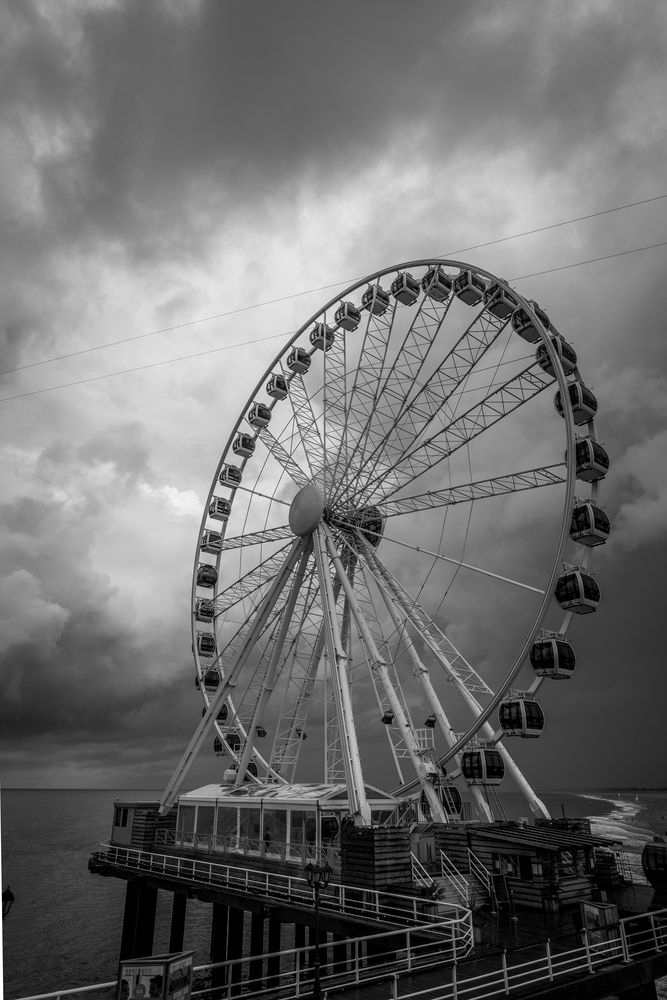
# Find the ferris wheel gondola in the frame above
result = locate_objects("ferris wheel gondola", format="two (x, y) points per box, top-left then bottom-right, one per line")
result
(160, 257), (609, 824)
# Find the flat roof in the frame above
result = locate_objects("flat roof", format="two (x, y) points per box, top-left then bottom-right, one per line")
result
(468, 822), (617, 853)
(179, 782), (399, 806)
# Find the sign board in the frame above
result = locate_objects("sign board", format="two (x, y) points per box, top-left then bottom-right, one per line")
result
(117, 951), (193, 1000)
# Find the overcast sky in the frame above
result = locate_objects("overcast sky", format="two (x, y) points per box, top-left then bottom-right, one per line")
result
(1, 0), (666, 795)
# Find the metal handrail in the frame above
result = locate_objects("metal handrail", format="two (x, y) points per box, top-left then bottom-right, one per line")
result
(411, 851), (439, 892)
(467, 848), (492, 893)
(91, 842), (471, 933)
(15, 908), (667, 1000)
(439, 850), (470, 907)
(153, 829), (342, 867)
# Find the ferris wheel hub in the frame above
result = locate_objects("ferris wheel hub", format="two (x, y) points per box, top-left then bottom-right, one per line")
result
(289, 482), (325, 536)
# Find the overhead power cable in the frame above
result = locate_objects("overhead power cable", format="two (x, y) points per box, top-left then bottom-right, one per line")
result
(1, 237), (666, 404)
(2, 193), (665, 379)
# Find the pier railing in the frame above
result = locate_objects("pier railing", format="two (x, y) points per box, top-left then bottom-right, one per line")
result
(153, 829), (341, 868)
(91, 842), (472, 938)
(14, 907), (667, 1000)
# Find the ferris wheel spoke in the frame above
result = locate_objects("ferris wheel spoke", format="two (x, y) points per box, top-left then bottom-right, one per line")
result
(220, 525), (293, 551)
(212, 541), (294, 615)
(346, 305), (510, 506)
(351, 362), (555, 507)
(359, 541), (549, 817)
(270, 570), (324, 779)
(233, 542), (314, 784)
(376, 532), (545, 595)
(322, 524), (449, 821)
(375, 464), (566, 517)
(326, 298), (399, 501)
(281, 363), (327, 486)
(256, 427), (312, 488)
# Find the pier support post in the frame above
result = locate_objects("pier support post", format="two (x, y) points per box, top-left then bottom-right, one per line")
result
(227, 906), (245, 995)
(169, 892), (187, 953)
(249, 911), (265, 988)
(119, 880), (158, 960)
(333, 933), (348, 974)
(210, 902), (229, 996)
(267, 914), (282, 987)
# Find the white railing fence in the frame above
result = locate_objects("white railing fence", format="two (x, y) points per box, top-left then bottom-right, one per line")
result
(14, 908), (667, 1000)
(439, 851), (470, 908)
(91, 843), (471, 938)
(153, 830), (342, 868)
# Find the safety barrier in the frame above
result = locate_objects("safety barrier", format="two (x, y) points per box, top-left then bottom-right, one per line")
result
(19, 889), (667, 1000)
(90, 842), (471, 937)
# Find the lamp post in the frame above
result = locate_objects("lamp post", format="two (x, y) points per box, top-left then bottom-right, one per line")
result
(304, 861), (332, 1000)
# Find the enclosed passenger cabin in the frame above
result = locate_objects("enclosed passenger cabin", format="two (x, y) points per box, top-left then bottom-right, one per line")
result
(554, 382), (598, 425)
(536, 336), (577, 377)
(197, 633), (216, 657)
(361, 284), (390, 316)
(232, 433), (255, 459)
(642, 837), (667, 888)
(530, 636), (575, 679)
(266, 373), (288, 399)
(213, 736), (224, 755)
(200, 529), (222, 554)
(219, 464), (242, 487)
(381, 710), (394, 725)
(570, 501), (610, 546)
(286, 347), (311, 374)
(195, 598), (214, 622)
(309, 323), (335, 351)
(461, 748), (504, 785)
(453, 269), (487, 306)
(335, 301), (361, 331)
(208, 497), (231, 522)
(421, 266), (452, 302)
(226, 731), (241, 752)
(555, 569), (600, 614)
(391, 272), (420, 306)
(424, 713), (437, 728)
(172, 781), (400, 868)
(248, 403), (271, 429)
(511, 301), (551, 343)
(203, 668), (221, 692)
(197, 564), (218, 589)
(574, 437), (610, 482)
(499, 698), (545, 738)
(483, 283), (518, 320)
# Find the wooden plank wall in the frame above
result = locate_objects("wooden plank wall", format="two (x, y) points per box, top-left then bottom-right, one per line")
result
(341, 827), (412, 890)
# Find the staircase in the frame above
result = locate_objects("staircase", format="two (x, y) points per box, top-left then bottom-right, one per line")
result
(411, 849), (499, 910)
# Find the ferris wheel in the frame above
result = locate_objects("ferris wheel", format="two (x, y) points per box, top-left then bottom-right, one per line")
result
(161, 259), (610, 824)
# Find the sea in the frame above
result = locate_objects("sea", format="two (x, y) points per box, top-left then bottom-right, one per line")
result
(2, 787), (667, 999)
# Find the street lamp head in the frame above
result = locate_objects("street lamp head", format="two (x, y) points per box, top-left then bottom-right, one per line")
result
(304, 861), (333, 888)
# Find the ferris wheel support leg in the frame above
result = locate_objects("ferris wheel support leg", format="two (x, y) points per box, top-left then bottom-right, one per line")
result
(234, 541), (313, 785)
(159, 537), (307, 815)
(313, 527), (372, 826)
(371, 567), (494, 824)
(322, 526), (448, 825)
(366, 546), (550, 820)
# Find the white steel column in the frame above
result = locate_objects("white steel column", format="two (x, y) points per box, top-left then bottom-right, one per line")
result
(313, 526), (371, 826)
(368, 562), (494, 823)
(234, 541), (313, 784)
(322, 525), (448, 824)
(159, 537), (306, 814)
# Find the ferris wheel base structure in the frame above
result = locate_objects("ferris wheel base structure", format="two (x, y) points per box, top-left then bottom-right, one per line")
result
(159, 257), (608, 828)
